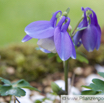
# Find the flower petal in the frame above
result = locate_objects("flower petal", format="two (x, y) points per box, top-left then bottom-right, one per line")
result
(25, 21), (54, 39)
(84, 7), (99, 26)
(37, 37), (57, 53)
(57, 16), (66, 28)
(39, 47), (51, 53)
(50, 10), (62, 26)
(96, 26), (101, 50)
(54, 27), (72, 61)
(73, 31), (83, 46)
(89, 13), (101, 50)
(22, 35), (32, 42)
(82, 25), (97, 52)
(61, 17), (70, 31)
(71, 40), (76, 59)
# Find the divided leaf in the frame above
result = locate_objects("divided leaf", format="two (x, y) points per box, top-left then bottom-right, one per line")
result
(0, 77), (11, 85)
(81, 72), (104, 95)
(0, 85), (25, 97)
(90, 79), (104, 91)
(81, 90), (97, 95)
(0, 77), (40, 97)
(13, 79), (40, 92)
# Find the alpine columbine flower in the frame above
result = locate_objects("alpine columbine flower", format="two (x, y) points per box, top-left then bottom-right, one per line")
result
(22, 11), (76, 61)
(54, 16), (76, 61)
(73, 7), (101, 52)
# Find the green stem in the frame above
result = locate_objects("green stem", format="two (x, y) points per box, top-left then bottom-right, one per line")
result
(63, 59), (69, 95)
(9, 95), (12, 103)
(71, 16), (84, 37)
(71, 15), (91, 38)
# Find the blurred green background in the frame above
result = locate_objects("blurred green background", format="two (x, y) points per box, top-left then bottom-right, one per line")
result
(0, 0), (104, 47)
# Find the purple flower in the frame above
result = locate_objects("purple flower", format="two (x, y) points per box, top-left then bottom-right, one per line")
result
(22, 10), (62, 42)
(22, 11), (76, 61)
(73, 7), (101, 52)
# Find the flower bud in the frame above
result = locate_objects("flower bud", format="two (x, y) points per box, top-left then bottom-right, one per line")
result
(67, 25), (72, 32)
(63, 11), (67, 17)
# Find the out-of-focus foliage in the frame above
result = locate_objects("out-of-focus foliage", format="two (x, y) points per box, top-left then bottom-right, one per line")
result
(0, 0), (104, 46)
(0, 44), (104, 82)
(0, 77), (39, 97)
(0, 44), (63, 82)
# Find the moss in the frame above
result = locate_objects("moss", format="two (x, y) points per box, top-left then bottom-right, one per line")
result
(0, 44), (62, 82)
(0, 44), (104, 82)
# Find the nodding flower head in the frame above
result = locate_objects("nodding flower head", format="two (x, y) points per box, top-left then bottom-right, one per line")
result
(73, 7), (101, 52)
(22, 10), (76, 61)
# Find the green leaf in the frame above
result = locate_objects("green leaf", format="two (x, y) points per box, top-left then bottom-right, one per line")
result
(56, 56), (62, 63)
(76, 27), (87, 32)
(35, 100), (42, 103)
(81, 85), (92, 89)
(0, 78), (40, 97)
(66, 7), (70, 14)
(81, 90), (97, 95)
(50, 92), (57, 96)
(0, 85), (25, 97)
(47, 53), (56, 58)
(98, 72), (104, 78)
(90, 79), (104, 91)
(42, 98), (50, 101)
(13, 79), (40, 92)
(76, 53), (88, 64)
(51, 82), (62, 94)
(0, 77), (11, 85)
(92, 79), (104, 85)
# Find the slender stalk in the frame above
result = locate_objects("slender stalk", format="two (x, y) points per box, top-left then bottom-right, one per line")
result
(63, 59), (69, 95)
(71, 16), (84, 37)
(9, 95), (12, 103)
(71, 15), (91, 38)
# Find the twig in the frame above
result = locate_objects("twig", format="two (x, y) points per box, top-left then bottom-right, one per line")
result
(14, 96), (16, 103)
(14, 96), (20, 103)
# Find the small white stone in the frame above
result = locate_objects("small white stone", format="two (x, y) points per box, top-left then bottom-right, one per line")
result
(54, 79), (80, 95)
(69, 86), (80, 95)
(85, 74), (101, 85)
(54, 80), (65, 90)
(46, 93), (60, 101)
(31, 94), (44, 102)
(42, 100), (53, 103)
(95, 64), (104, 73)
